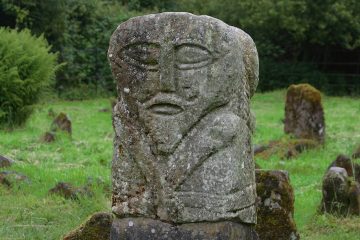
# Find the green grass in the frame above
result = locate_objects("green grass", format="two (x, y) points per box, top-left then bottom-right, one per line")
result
(0, 91), (359, 239)
(253, 90), (360, 239)
(0, 99), (113, 239)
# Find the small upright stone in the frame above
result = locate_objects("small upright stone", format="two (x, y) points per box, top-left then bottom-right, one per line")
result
(320, 167), (350, 215)
(0, 155), (14, 168)
(51, 112), (72, 135)
(352, 144), (360, 159)
(255, 170), (299, 240)
(284, 84), (325, 143)
(320, 155), (360, 216)
(327, 154), (354, 177)
(41, 131), (56, 143)
(108, 12), (259, 239)
(327, 154), (360, 183)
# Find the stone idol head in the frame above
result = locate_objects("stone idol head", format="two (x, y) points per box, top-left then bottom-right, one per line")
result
(108, 13), (258, 155)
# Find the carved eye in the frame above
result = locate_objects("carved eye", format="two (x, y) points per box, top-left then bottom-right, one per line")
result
(175, 44), (212, 70)
(121, 43), (160, 70)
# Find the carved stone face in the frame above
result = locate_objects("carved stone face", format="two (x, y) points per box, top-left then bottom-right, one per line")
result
(109, 13), (259, 224)
(109, 14), (244, 155)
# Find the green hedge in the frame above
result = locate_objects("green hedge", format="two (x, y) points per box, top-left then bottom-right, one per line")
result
(0, 28), (59, 128)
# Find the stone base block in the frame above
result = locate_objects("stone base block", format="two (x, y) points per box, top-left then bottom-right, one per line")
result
(110, 218), (258, 240)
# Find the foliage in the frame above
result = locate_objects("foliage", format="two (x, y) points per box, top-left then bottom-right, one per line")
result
(176, 0), (360, 57)
(58, 84), (113, 101)
(258, 59), (329, 92)
(56, 0), (131, 92)
(0, 27), (58, 128)
(1, 0), (360, 96)
(0, 0), (139, 96)
(120, 0), (177, 11)
(174, 0), (360, 95)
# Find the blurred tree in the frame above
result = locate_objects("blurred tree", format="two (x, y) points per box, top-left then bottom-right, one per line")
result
(119, 0), (177, 11)
(0, 28), (59, 128)
(0, 0), (138, 98)
(176, 0), (360, 94)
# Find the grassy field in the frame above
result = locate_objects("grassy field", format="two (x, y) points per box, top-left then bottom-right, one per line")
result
(0, 90), (359, 239)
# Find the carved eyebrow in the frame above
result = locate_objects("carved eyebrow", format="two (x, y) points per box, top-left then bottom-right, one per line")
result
(174, 42), (212, 52)
(120, 42), (161, 55)
(119, 42), (161, 70)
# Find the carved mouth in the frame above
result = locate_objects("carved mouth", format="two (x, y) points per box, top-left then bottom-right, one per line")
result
(147, 103), (184, 115)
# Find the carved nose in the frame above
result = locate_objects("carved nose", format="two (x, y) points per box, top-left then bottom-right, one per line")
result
(159, 48), (176, 92)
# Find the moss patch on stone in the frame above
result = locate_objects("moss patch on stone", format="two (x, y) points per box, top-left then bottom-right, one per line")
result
(63, 212), (113, 240)
(287, 83), (322, 105)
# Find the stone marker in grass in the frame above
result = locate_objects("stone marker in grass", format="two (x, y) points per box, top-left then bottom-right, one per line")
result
(320, 155), (360, 216)
(255, 170), (300, 240)
(284, 83), (325, 143)
(108, 12), (259, 239)
(51, 112), (72, 135)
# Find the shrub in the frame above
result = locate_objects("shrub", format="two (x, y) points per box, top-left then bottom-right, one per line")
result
(0, 28), (59, 128)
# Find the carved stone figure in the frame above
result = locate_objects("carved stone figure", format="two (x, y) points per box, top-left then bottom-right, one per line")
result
(108, 12), (259, 238)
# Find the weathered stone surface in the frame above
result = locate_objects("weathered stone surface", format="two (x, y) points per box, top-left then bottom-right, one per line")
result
(284, 84), (325, 143)
(111, 218), (258, 240)
(0, 155), (14, 168)
(49, 182), (92, 200)
(63, 212), (113, 240)
(108, 12), (259, 224)
(255, 170), (299, 240)
(51, 112), (72, 135)
(320, 167), (351, 215)
(326, 154), (360, 184)
(327, 154), (354, 177)
(320, 155), (360, 216)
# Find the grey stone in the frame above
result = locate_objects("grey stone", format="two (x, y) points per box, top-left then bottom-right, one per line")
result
(108, 12), (259, 225)
(111, 217), (258, 240)
(320, 166), (360, 216)
(320, 167), (349, 215)
(327, 155), (354, 177)
(0, 155), (14, 168)
(51, 112), (72, 135)
(284, 84), (325, 143)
